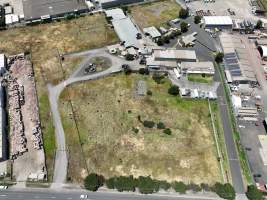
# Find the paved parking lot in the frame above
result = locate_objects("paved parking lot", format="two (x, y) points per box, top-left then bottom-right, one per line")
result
(186, 0), (258, 20)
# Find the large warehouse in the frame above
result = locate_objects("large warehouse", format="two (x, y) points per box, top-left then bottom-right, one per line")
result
(203, 16), (233, 29)
(22, 0), (89, 21)
(153, 49), (197, 62)
(100, 0), (144, 9)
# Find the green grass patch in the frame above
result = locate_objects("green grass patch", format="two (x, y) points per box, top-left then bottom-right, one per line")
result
(187, 74), (213, 84)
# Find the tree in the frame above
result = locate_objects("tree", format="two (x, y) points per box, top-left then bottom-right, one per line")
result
(163, 128), (172, 135)
(180, 22), (188, 33)
(139, 68), (149, 75)
(215, 52), (224, 63)
(137, 176), (159, 194)
(200, 183), (211, 191)
(179, 8), (189, 19)
(152, 73), (164, 84)
(125, 54), (135, 61)
(158, 180), (171, 191)
(246, 185), (263, 200)
(168, 85), (179, 95)
(143, 120), (155, 128)
(212, 183), (235, 200)
(147, 90), (152, 96)
(106, 177), (116, 189)
(187, 183), (201, 192)
(84, 173), (105, 191)
(255, 20), (263, 29)
(114, 176), (136, 192)
(157, 122), (166, 129)
(157, 37), (164, 46)
(194, 16), (202, 24)
(172, 181), (187, 193)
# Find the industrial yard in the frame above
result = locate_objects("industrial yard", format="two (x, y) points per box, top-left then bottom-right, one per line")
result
(59, 73), (221, 184)
(0, 13), (118, 180)
(129, 0), (181, 28)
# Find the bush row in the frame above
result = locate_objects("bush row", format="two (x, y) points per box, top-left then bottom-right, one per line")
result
(84, 173), (238, 199)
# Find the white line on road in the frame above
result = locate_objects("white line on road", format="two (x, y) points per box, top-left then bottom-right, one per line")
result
(0, 194), (6, 197)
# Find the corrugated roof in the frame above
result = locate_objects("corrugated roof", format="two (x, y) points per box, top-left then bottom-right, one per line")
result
(112, 17), (140, 48)
(204, 16), (233, 26)
(105, 8), (126, 20)
(154, 49), (197, 61)
(180, 61), (215, 74)
(143, 26), (161, 38)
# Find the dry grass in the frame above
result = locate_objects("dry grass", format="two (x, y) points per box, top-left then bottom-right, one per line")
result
(59, 74), (221, 184)
(130, 0), (181, 28)
(0, 13), (118, 181)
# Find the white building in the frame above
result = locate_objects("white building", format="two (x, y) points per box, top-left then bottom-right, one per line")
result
(203, 16), (233, 29)
(153, 49), (197, 62)
(180, 61), (215, 75)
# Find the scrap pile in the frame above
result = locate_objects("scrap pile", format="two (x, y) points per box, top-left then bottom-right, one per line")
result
(8, 78), (27, 159)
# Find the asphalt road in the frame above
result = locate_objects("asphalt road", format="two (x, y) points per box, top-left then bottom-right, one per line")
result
(0, 189), (223, 200)
(215, 66), (245, 194)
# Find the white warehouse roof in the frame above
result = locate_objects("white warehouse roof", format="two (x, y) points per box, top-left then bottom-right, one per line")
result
(105, 8), (125, 20)
(180, 61), (215, 74)
(204, 16), (233, 26)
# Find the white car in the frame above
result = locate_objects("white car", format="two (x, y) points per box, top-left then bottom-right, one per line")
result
(0, 185), (8, 190)
(80, 194), (88, 199)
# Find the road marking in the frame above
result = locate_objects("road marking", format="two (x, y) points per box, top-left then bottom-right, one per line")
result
(51, 197), (56, 199)
(0, 194), (6, 197)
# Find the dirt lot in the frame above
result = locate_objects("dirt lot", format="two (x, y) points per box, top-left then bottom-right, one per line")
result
(59, 74), (221, 184)
(130, 0), (181, 28)
(0, 13), (118, 180)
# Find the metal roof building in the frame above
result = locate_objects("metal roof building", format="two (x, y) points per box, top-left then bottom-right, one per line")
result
(22, 0), (89, 21)
(153, 49), (197, 62)
(100, 0), (144, 9)
(105, 8), (141, 48)
(143, 26), (161, 39)
(180, 61), (215, 75)
(204, 16), (233, 29)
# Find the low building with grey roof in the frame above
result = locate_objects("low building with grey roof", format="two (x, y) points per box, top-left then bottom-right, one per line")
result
(22, 0), (89, 21)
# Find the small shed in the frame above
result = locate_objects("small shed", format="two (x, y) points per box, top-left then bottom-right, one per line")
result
(143, 26), (161, 41)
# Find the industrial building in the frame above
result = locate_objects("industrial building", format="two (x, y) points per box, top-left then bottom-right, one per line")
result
(180, 61), (215, 75)
(22, 0), (89, 21)
(203, 16), (233, 29)
(100, 0), (144, 9)
(105, 8), (141, 48)
(153, 49), (197, 62)
(219, 33), (257, 84)
(0, 54), (6, 76)
(146, 57), (177, 70)
(0, 84), (7, 162)
(143, 26), (161, 41)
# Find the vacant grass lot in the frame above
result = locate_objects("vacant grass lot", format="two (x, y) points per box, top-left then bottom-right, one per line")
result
(0, 14), (118, 180)
(59, 74), (221, 184)
(130, 0), (181, 28)
(188, 74), (213, 84)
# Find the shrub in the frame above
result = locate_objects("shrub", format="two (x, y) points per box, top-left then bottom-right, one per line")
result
(114, 176), (136, 192)
(172, 181), (187, 193)
(179, 8), (189, 19)
(255, 20), (263, 29)
(139, 68), (149, 75)
(152, 73), (164, 84)
(194, 16), (202, 24)
(187, 183), (201, 192)
(200, 183), (211, 191)
(215, 52), (224, 63)
(212, 183), (235, 200)
(163, 128), (172, 135)
(157, 38), (164, 46)
(180, 22), (188, 33)
(106, 177), (116, 189)
(147, 90), (152, 96)
(158, 180), (171, 191)
(125, 54), (135, 61)
(84, 173), (105, 191)
(157, 122), (166, 129)
(143, 120), (155, 128)
(138, 176), (159, 194)
(168, 85), (179, 95)
(246, 185), (263, 200)
(132, 127), (139, 134)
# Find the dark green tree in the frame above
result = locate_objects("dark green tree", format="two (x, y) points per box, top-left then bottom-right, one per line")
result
(179, 8), (189, 19)
(143, 120), (155, 128)
(255, 20), (263, 29)
(84, 173), (105, 191)
(157, 122), (166, 129)
(194, 16), (202, 24)
(168, 85), (179, 95)
(163, 128), (172, 135)
(137, 176), (159, 194)
(180, 22), (188, 33)
(187, 183), (201, 192)
(212, 183), (235, 200)
(172, 181), (187, 193)
(246, 185), (263, 200)
(106, 177), (116, 189)
(215, 52), (224, 63)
